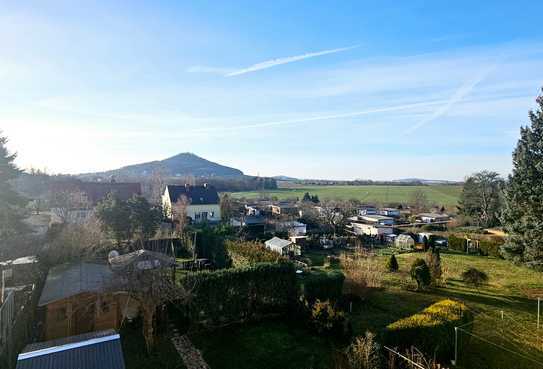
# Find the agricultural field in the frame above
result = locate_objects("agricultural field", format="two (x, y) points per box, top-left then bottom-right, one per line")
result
(229, 184), (462, 207)
(350, 251), (543, 369)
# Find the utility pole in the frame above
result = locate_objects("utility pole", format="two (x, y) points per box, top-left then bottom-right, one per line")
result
(538, 297), (541, 330)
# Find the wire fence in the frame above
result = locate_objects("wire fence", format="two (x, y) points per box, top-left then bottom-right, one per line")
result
(454, 306), (543, 369)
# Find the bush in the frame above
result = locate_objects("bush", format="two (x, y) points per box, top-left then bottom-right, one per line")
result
(226, 240), (285, 267)
(346, 331), (382, 369)
(386, 254), (399, 272)
(425, 248), (442, 284)
(448, 235), (466, 252)
(181, 263), (297, 326)
(301, 270), (345, 303)
(410, 259), (431, 290)
(478, 238), (504, 258)
(385, 299), (473, 361)
(310, 299), (346, 336)
(461, 267), (488, 287)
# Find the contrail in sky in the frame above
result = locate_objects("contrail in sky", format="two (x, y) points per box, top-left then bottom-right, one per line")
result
(225, 45), (359, 77)
(186, 99), (448, 134)
(404, 62), (500, 134)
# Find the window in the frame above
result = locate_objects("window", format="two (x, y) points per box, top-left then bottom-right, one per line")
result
(195, 213), (201, 220)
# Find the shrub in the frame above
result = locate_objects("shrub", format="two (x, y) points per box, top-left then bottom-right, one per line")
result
(346, 331), (382, 369)
(448, 235), (466, 252)
(301, 270), (345, 302)
(386, 254), (399, 272)
(310, 299), (346, 336)
(410, 259), (431, 290)
(385, 299), (473, 361)
(461, 267), (488, 287)
(478, 238), (504, 258)
(425, 248), (442, 284)
(225, 240), (285, 267)
(181, 263), (297, 326)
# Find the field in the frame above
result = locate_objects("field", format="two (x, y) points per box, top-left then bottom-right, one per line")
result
(348, 251), (543, 369)
(229, 184), (462, 207)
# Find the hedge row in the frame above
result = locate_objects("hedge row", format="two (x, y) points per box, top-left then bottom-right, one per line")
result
(448, 235), (467, 252)
(385, 299), (473, 361)
(300, 270), (345, 303)
(225, 240), (285, 268)
(478, 238), (504, 258)
(181, 262), (297, 326)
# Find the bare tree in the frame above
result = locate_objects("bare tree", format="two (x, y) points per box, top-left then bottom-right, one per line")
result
(172, 195), (190, 235)
(409, 189), (428, 213)
(110, 255), (191, 351)
(320, 200), (355, 236)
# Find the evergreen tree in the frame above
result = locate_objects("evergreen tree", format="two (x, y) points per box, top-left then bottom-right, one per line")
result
(501, 91), (543, 268)
(302, 192), (312, 202)
(426, 247), (442, 283)
(311, 195), (320, 203)
(386, 254), (399, 272)
(0, 133), (28, 258)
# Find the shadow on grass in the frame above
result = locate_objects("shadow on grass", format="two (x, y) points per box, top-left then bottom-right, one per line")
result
(121, 319), (186, 369)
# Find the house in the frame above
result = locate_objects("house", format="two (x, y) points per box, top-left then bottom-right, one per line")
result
(351, 222), (393, 237)
(50, 181), (142, 224)
(244, 204), (261, 216)
(264, 237), (301, 257)
(269, 202), (300, 217)
(379, 208), (401, 217)
(359, 214), (395, 226)
(416, 213), (450, 224)
(395, 234), (415, 249)
(16, 329), (125, 369)
(0, 256), (39, 287)
(358, 206), (377, 216)
(275, 221), (307, 236)
(162, 184), (221, 223)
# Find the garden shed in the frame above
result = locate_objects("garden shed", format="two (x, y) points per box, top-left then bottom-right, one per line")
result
(395, 234), (415, 249)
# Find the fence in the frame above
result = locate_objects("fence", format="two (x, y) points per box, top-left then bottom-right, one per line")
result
(0, 290), (15, 368)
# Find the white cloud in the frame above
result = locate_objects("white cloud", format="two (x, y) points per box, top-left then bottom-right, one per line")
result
(224, 45), (359, 77)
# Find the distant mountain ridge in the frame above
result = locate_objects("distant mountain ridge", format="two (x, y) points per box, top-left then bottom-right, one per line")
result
(79, 153), (244, 179)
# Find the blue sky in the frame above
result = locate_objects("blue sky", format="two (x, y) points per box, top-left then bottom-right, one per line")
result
(2, 1), (543, 180)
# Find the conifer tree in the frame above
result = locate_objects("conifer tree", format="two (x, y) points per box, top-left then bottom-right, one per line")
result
(501, 91), (543, 268)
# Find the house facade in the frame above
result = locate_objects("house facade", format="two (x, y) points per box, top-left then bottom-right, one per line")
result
(352, 222), (393, 237)
(162, 184), (221, 223)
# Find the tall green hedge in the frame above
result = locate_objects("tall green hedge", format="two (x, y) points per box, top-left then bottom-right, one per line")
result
(448, 235), (467, 252)
(181, 262), (297, 326)
(385, 299), (472, 361)
(478, 238), (504, 258)
(300, 270), (345, 302)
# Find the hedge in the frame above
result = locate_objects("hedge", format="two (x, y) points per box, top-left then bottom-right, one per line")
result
(385, 299), (473, 361)
(448, 235), (467, 252)
(181, 262), (297, 327)
(478, 238), (504, 258)
(225, 240), (285, 268)
(300, 270), (345, 303)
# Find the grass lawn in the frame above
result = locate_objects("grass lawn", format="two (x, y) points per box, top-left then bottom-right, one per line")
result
(351, 251), (543, 369)
(229, 184), (462, 207)
(190, 320), (337, 369)
(121, 321), (186, 369)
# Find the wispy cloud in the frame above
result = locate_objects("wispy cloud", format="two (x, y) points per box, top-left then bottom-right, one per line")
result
(225, 45), (359, 77)
(184, 99), (446, 133)
(404, 62), (500, 134)
(185, 65), (234, 75)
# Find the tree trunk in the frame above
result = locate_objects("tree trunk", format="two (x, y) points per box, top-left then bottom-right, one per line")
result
(142, 303), (156, 352)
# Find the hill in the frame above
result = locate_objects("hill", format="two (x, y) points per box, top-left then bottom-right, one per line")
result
(79, 153), (244, 179)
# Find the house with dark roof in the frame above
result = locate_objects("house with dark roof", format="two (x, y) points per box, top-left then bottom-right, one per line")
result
(162, 184), (221, 223)
(16, 329), (125, 369)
